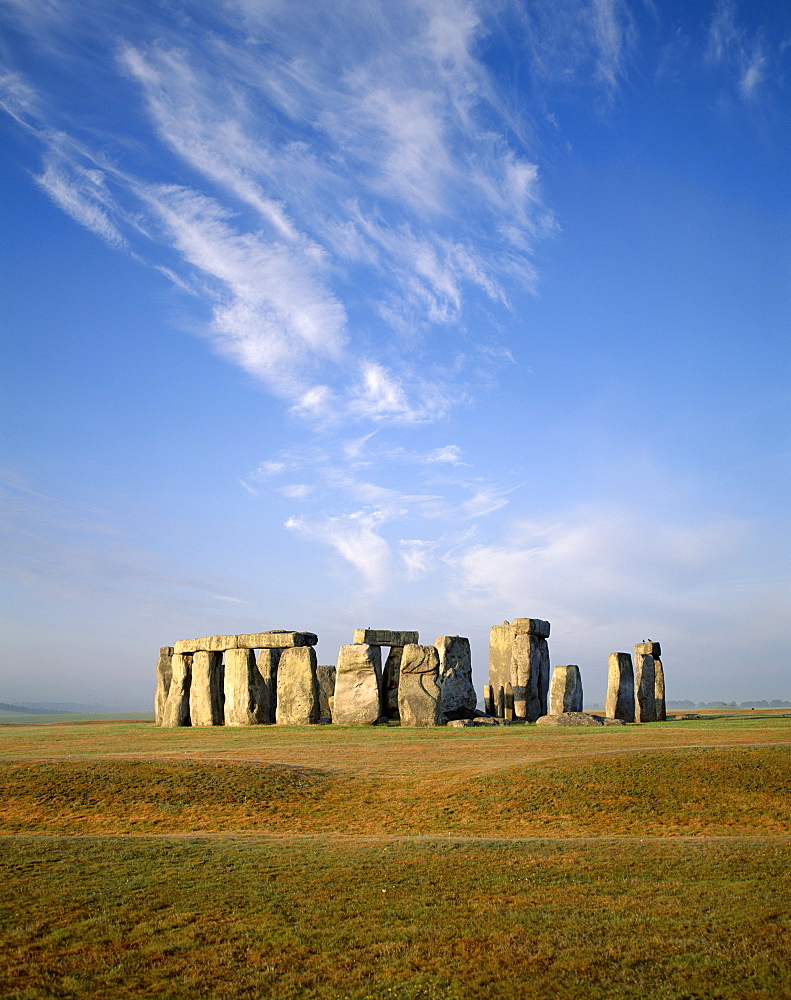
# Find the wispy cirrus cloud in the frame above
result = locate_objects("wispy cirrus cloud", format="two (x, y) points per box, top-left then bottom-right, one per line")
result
(706, 0), (771, 102)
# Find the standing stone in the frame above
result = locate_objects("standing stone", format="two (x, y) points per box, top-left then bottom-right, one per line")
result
(276, 646), (320, 725)
(333, 644), (382, 726)
(398, 644), (442, 727)
(537, 639), (551, 717)
(225, 648), (270, 726)
(383, 646), (403, 720)
(504, 682), (515, 721)
(483, 684), (495, 716)
(154, 646), (173, 726)
(435, 636), (476, 720)
(511, 633), (542, 722)
(606, 652), (635, 722)
(654, 658), (666, 721)
(488, 623), (514, 710)
(634, 653), (657, 723)
(490, 618), (551, 719)
(256, 648), (282, 724)
(190, 651), (224, 726)
(161, 653), (192, 727)
(316, 664), (337, 720)
(549, 665), (583, 715)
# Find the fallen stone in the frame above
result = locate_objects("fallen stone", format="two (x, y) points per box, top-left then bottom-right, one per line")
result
(353, 629), (419, 647)
(536, 712), (604, 727)
(154, 646), (173, 727)
(382, 646), (403, 720)
(447, 718), (475, 727)
(634, 641), (661, 657)
(398, 644), (442, 726)
(602, 717), (627, 725)
(189, 650), (224, 726)
(676, 713), (700, 720)
(225, 648), (271, 725)
(549, 665), (583, 715)
(606, 652), (635, 722)
(173, 631), (318, 655)
(276, 646), (320, 725)
(634, 653), (657, 723)
(654, 658), (667, 721)
(472, 716), (499, 726)
(333, 644), (382, 726)
(435, 636), (476, 719)
(316, 663), (336, 720)
(160, 653), (192, 727)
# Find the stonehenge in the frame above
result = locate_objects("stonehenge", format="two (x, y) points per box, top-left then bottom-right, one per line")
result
(155, 622), (668, 728)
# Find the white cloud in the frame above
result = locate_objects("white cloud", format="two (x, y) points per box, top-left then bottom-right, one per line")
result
(425, 445), (464, 464)
(286, 509), (392, 591)
(706, 0), (771, 103)
(399, 538), (439, 580)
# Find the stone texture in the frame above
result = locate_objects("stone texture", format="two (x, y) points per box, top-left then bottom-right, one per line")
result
(276, 646), (319, 725)
(383, 646), (403, 720)
(488, 623), (514, 707)
(634, 641), (661, 657)
(256, 648), (282, 724)
(537, 639), (550, 717)
(472, 715), (499, 726)
(316, 664), (336, 720)
(504, 682), (515, 721)
(189, 651), (224, 726)
(634, 652), (657, 723)
(398, 644), (442, 727)
(536, 712), (604, 727)
(435, 636), (476, 720)
(333, 644), (382, 726)
(173, 631), (318, 655)
(154, 646), (173, 726)
(224, 648), (270, 725)
(606, 652), (635, 722)
(511, 633), (542, 722)
(654, 658), (667, 721)
(447, 718), (475, 727)
(161, 653), (192, 727)
(483, 684), (495, 717)
(512, 618), (551, 639)
(353, 629), (419, 647)
(549, 665), (583, 715)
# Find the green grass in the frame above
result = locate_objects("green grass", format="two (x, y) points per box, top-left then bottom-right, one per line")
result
(0, 716), (790, 998)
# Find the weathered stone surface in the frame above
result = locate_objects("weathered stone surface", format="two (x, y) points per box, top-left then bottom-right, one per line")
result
(447, 718), (475, 728)
(161, 653), (192, 727)
(154, 646), (173, 726)
(398, 644), (442, 726)
(225, 648), (270, 725)
(472, 715), (499, 726)
(634, 641), (661, 658)
(276, 646), (319, 725)
(353, 629), (419, 647)
(333, 644), (382, 726)
(512, 618), (551, 639)
(504, 682), (515, 721)
(316, 664), (336, 720)
(488, 623), (514, 704)
(549, 665), (583, 715)
(483, 684), (495, 717)
(383, 646), (403, 720)
(256, 648), (282, 724)
(536, 712), (604, 727)
(634, 653), (657, 723)
(435, 636), (476, 720)
(189, 651), (224, 726)
(606, 652), (635, 722)
(654, 658), (667, 721)
(538, 639), (550, 717)
(511, 633), (542, 722)
(603, 717), (627, 726)
(173, 631), (318, 655)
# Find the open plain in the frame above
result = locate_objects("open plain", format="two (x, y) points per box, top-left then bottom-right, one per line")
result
(1, 714), (790, 999)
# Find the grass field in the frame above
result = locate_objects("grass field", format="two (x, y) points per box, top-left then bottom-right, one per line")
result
(1, 715), (790, 999)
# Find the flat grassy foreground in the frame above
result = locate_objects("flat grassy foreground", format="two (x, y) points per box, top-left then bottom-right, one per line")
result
(1, 717), (790, 999)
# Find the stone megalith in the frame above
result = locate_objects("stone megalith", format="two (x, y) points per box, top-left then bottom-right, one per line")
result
(606, 652), (635, 722)
(154, 646), (173, 726)
(635, 642), (665, 721)
(537, 639), (551, 717)
(511, 633), (542, 721)
(435, 636), (476, 720)
(383, 646), (403, 720)
(398, 644), (443, 727)
(161, 653), (192, 727)
(549, 665), (583, 715)
(333, 644), (382, 726)
(224, 648), (270, 726)
(634, 652), (657, 723)
(504, 682), (515, 721)
(256, 648), (282, 724)
(490, 618), (551, 720)
(190, 650), (224, 726)
(276, 646), (320, 725)
(483, 684), (495, 716)
(316, 664), (337, 720)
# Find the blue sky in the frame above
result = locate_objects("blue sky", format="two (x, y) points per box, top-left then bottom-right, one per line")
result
(1, 0), (788, 709)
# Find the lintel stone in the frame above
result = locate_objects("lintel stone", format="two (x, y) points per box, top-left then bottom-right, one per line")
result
(511, 618), (551, 639)
(353, 628), (419, 647)
(634, 641), (661, 657)
(173, 631), (318, 655)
